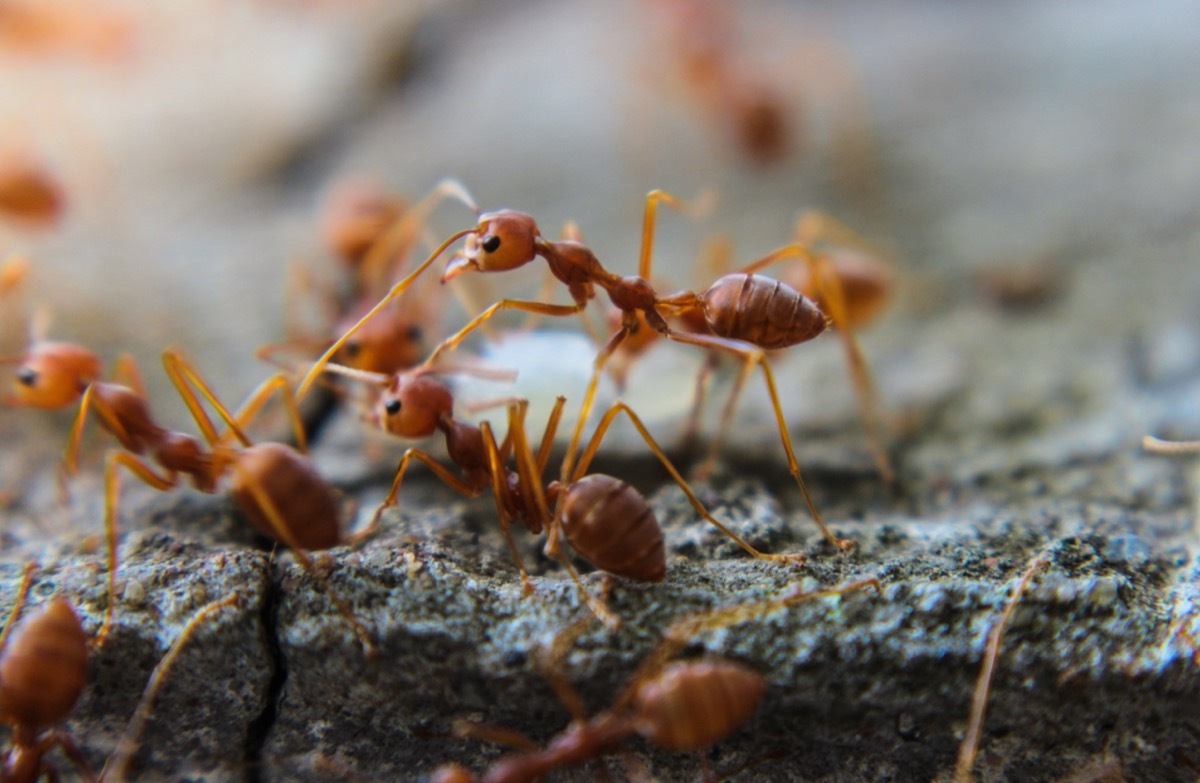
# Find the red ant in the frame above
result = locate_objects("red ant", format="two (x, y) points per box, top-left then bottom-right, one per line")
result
(430, 575), (880, 782)
(323, 354), (808, 628)
(0, 153), (63, 228)
(265, 178), (479, 381)
(300, 190), (891, 550)
(0, 562), (242, 783)
(60, 348), (376, 656)
(0, 0), (134, 63)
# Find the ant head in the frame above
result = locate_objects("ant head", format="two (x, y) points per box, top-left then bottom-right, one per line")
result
(428, 764), (476, 783)
(442, 210), (539, 281)
(7, 342), (101, 409)
(334, 305), (425, 376)
(319, 179), (403, 268)
(376, 373), (454, 439)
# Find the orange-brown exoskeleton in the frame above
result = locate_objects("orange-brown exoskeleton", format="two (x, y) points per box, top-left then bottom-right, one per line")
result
(62, 349), (376, 656)
(432, 576), (880, 782)
(324, 355), (807, 628)
(0, 304), (103, 412)
(301, 190), (891, 550)
(1, 565), (243, 783)
(0, 569), (92, 783)
(0, 154), (63, 229)
(0, 0), (134, 62)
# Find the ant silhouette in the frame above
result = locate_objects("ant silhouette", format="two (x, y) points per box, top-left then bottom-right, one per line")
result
(1, 562), (241, 783)
(430, 575), (880, 782)
(0, 153), (64, 229)
(300, 190), (890, 550)
(59, 348), (375, 655)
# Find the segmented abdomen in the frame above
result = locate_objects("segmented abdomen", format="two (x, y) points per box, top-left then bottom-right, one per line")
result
(632, 659), (765, 751)
(559, 475), (665, 582)
(700, 273), (827, 350)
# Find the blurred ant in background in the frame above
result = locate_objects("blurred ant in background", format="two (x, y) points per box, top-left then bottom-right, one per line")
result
(431, 575), (879, 782)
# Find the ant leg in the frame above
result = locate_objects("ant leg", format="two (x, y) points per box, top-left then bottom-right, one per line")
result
(575, 401), (805, 564)
(357, 179), (478, 294)
(298, 227), (477, 399)
(451, 719), (539, 752)
(237, 474), (377, 659)
(0, 561), (36, 649)
(45, 731), (96, 783)
(353, 447), (484, 545)
(535, 396), (568, 475)
(536, 576), (613, 722)
(679, 351), (719, 462)
(637, 188), (715, 280)
(422, 299), (587, 368)
(160, 349), (249, 448)
(224, 373), (309, 453)
(790, 252), (893, 484)
(103, 592), (242, 782)
(507, 400), (620, 630)
(559, 327), (631, 488)
(954, 554), (1048, 783)
(479, 420), (534, 593)
(618, 577), (880, 710)
(110, 352), (145, 399)
(664, 329), (852, 551)
(98, 452), (179, 648)
(794, 211), (884, 255)
(1144, 436), (1200, 455)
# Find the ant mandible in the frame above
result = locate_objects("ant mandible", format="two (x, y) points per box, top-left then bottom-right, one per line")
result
(1, 563), (242, 783)
(430, 575), (880, 782)
(300, 190), (887, 550)
(61, 348), (376, 656)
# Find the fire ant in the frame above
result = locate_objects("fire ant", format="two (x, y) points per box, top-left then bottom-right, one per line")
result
(60, 348), (376, 656)
(300, 190), (890, 550)
(323, 352), (808, 628)
(0, 562), (242, 783)
(430, 575), (880, 782)
(0, 153), (63, 228)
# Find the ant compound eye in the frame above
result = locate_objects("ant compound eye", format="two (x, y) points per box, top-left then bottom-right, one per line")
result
(384, 399), (402, 416)
(406, 324), (424, 342)
(482, 235), (502, 254)
(15, 367), (37, 387)
(344, 342), (362, 359)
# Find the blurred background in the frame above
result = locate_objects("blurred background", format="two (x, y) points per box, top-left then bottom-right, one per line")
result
(2, 0), (1200, 490)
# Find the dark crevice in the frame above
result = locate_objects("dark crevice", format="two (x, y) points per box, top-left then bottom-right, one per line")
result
(243, 565), (287, 783)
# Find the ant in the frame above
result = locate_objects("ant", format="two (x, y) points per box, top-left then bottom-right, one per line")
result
(325, 351), (808, 628)
(0, 0), (134, 63)
(60, 348), (376, 656)
(301, 190), (890, 550)
(0, 153), (63, 228)
(429, 575), (880, 782)
(1, 562), (242, 783)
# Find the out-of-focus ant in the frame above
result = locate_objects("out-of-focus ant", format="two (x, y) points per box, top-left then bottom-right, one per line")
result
(0, 563), (241, 783)
(60, 348), (376, 656)
(0, 153), (63, 229)
(301, 190), (892, 550)
(430, 575), (880, 782)
(0, 0), (134, 62)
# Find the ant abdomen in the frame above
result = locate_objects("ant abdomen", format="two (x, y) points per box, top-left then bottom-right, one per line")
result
(632, 659), (765, 751)
(229, 443), (341, 550)
(700, 273), (827, 350)
(0, 599), (89, 730)
(555, 475), (666, 582)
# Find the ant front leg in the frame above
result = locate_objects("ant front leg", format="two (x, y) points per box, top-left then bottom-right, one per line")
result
(479, 420), (534, 593)
(161, 349), (250, 448)
(575, 401), (806, 564)
(99, 452), (180, 647)
(507, 400), (621, 631)
(358, 447), (485, 544)
(422, 299), (587, 368)
(664, 329), (853, 552)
